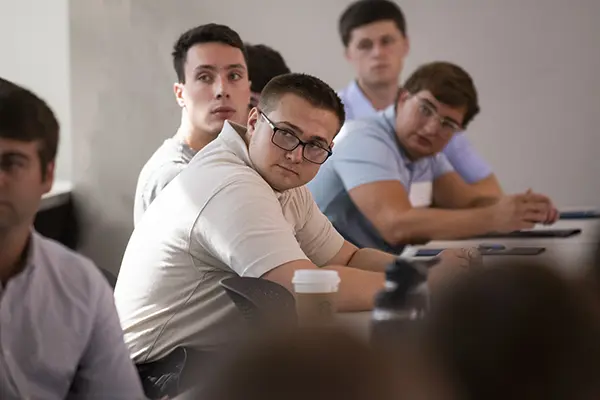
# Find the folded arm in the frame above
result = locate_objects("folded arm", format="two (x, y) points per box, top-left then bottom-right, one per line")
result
(348, 178), (496, 245)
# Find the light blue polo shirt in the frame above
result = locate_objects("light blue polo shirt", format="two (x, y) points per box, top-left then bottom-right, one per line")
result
(338, 80), (492, 183)
(307, 106), (453, 253)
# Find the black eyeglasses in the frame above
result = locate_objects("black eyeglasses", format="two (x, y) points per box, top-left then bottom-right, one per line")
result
(259, 110), (332, 165)
(411, 95), (462, 136)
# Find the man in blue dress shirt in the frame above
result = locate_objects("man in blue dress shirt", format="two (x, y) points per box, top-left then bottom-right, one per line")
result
(337, 0), (502, 200)
(309, 62), (558, 252)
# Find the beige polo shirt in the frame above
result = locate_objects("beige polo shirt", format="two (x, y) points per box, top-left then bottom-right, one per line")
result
(115, 121), (344, 363)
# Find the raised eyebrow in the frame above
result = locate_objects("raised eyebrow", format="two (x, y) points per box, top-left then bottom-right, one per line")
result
(276, 123), (329, 146)
(421, 98), (461, 126)
(194, 65), (217, 72)
(278, 121), (304, 134)
(443, 117), (461, 127)
(421, 98), (438, 111)
(306, 136), (330, 147)
(194, 64), (246, 73)
(226, 64), (247, 71)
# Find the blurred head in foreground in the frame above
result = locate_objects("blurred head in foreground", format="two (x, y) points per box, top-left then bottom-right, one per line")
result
(427, 261), (600, 400)
(206, 328), (404, 400)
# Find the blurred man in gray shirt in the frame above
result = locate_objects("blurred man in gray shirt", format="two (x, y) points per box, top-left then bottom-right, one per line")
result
(0, 78), (144, 400)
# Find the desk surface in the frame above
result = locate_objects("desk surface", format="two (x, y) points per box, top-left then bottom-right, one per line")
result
(340, 218), (600, 338)
(40, 180), (73, 211)
(401, 219), (600, 276)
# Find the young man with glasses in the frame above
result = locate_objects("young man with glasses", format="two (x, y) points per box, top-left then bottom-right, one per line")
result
(337, 0), (502, 201)
(115, 72), (479, 397)
(308, 62), (558, 252)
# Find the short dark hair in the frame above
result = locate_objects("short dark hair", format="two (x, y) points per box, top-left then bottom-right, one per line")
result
(245, 43), (291, 94)
(339, 0), (407, 47)
(258, 73), (346, 129)
(402, 61), (480, 128)
(172, 23), (247, 84)
(0, 77), (59, 179)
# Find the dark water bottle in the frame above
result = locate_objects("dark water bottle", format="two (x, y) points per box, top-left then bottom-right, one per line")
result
(370, 258), (433, 345)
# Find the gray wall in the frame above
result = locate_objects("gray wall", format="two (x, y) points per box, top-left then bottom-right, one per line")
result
(0, 0), (71, 180)
(69, 0), (600, 273)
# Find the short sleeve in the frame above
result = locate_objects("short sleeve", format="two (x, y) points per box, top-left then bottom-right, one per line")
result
(295, 188), (344, 266)
(192, 177), (309, 278)
(431, 152), (455, 179)
(442, 133), (493, 183)
(332, 122), (404, 191)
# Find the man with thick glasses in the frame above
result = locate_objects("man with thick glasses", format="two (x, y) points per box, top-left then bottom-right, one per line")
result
(308, 62), (558, 252)
(259, 110), (333, 164)
(116, 73), (479, 396)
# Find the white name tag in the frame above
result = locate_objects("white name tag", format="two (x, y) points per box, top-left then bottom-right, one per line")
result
(409, 181), (432, 208)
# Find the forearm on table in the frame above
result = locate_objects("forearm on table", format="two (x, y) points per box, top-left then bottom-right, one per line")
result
(346, 247), (397, 273)
(387, 206), (494, 243)
(468, 195), (499, 208)
(469, 174), (503, 200)
(322, 265), (384, 311)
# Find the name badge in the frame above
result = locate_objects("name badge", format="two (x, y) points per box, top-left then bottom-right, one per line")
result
(409, 181), (432, 208)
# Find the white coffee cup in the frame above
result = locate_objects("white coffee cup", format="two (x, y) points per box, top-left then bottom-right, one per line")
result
(292, 270), (340, 326)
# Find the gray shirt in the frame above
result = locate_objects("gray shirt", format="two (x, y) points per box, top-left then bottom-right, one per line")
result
(0, 231), (145, 400)
(133, 138), (197, 226)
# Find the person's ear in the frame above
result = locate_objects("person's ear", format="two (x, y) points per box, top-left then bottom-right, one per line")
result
(397, 89), (411, 107)
(402, 35), (411, 58)
(173, 82), (186, 108)
(41, 160), (55, 193)
(344, 46), (352, 62)
(247, 107), (260, 137)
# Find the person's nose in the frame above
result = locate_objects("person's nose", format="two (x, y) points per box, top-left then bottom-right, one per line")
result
(285, 145), (304, 163)
(214, 75), (231, 100)
(372, 42), (385, 58)
(422, 116), (442, 136)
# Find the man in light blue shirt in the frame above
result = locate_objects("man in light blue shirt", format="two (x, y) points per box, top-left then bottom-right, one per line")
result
(0, 78), (144, 400)
(337, 0), (501, 196)
(309, 62), (558, 251)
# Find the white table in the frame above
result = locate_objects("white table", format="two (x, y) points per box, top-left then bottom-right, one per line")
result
(338, 218), (600, 338)
(398, 219), (600, 278)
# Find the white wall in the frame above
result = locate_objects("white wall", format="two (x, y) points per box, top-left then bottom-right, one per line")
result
(0, 0), (71, 180)
(68, 0), (600, 273)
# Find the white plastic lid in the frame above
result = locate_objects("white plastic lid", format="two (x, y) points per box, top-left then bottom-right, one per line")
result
(292, 270), (340, 293)
(292, 270), (340, 285)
